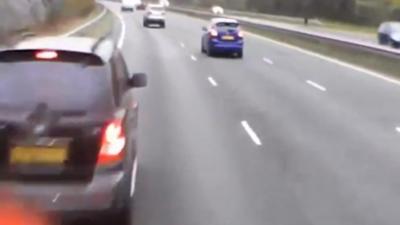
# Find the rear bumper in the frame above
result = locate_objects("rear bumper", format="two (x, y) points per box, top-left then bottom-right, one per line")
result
(0, 170), (126, 213)
(209, 39), (243, 52)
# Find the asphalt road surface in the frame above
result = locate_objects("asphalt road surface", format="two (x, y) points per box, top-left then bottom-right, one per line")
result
(104, 2), (400, 225)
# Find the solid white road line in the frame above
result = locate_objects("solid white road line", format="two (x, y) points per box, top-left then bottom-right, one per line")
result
(180, 42), (186, 48)
(263, 57), (274, 65)
(396, 127), (400, 133)
(130, 157), (138, 197)
(191, 55), (198, 61)
(306, 80), (327, 92)
(114, 8), (126, 49)
(208, 77), (218, 87)
(62, 6), (107, 37)
(241, 121), (262, 146)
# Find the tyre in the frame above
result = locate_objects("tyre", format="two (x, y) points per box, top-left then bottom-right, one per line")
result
(201, 43), (205, 53)
(143, 21), (147, 27)
(160, 22), (165, 28)
(207, 45), (214, 57)
(237, 50), (243, 58)
(378, 34), (388, 45)
(107, 159), (136, 225)
(390, 39), (400, 49)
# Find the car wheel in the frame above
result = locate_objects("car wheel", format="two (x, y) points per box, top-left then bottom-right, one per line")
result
(207, 45), (214, 57)
(143, 21), (147, 27)
(378, 34), (388, 45)
(107, 158), (136, 225)
(390, 39), (400, 48)
(160, 22), (165, 28)
(237, 50), (243, 58)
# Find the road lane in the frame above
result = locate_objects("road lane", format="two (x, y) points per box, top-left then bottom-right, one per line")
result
(160, 13), (400, 225)
(104, 3), (400, 225)
(163, 11), (400, 137)
(157, 12), (400, 126)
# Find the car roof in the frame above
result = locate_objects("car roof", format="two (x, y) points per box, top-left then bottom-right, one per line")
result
(148, 4), (164, 8)
(10, 37), (114, 63)
(211, 18), (238, 25)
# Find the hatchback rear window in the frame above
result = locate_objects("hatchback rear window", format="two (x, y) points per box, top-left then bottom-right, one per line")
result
(0, 60), (114, 113)
(215, 22), (239, 31)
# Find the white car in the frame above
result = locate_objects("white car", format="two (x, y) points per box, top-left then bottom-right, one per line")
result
(143, 4), (166, 28)
(378, 21), (400, 48)
(160, 0), (170, 7)
(212, 6), (224, 15)
(121, 0), (137, 12)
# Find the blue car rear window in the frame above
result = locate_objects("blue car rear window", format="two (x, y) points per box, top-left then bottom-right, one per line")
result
(216, 22), (239, 32)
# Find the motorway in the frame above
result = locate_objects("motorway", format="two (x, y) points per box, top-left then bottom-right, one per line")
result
(103, 2), (400, 225)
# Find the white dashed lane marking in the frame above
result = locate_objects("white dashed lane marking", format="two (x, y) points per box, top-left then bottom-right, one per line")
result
(241, 121), (262, 146)
(263, 57), (274, 65)
(306, 80), (327, 92)
(208, 77), (218, 87)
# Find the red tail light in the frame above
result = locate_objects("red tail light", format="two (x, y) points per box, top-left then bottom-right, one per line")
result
(97, 119), (126, 165)
(209, 29), (218, 37)
(238, 29), (244, 38)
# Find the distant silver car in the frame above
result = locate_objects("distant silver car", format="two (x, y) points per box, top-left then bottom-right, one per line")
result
(121, 0), (136, 12)
(143, 4), (166, 28)
(378, 21), (400, 48)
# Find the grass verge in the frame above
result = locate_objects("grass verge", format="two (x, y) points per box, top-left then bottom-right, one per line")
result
(31, 4), (114, 39)
(320, 20), (376, 35)
(73, 8), (114, 39)
(31, 4), (104, 36)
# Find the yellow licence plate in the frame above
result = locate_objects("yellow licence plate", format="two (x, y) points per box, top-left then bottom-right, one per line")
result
(222, 35), (234, 40)
(10, 146), (67, 164)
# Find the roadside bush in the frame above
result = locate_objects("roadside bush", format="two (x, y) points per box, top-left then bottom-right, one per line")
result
(389, 7), (400, 20)
(61, 0), (95, 17)
(354, 1), (389, 25)
(0, 0), (96, 42)
(48, 0), (95, 20)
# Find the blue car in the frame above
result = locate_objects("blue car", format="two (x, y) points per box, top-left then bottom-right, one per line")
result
(201, 18), (244, 58)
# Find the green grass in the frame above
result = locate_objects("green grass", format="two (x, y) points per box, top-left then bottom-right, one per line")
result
(320, 20), (376, 35)
(60, 0), (96, 17)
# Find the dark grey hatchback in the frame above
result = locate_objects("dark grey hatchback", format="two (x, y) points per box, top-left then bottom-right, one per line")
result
(0, 37), (147, 224)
